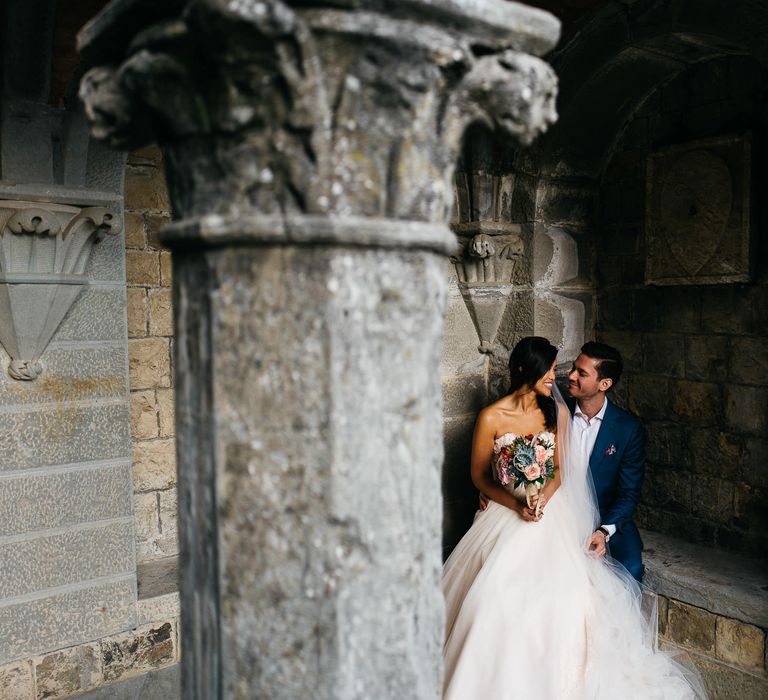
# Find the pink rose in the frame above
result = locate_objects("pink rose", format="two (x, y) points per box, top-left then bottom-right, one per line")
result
(524, 464), (542, 481)
(535, 445), (547, 466)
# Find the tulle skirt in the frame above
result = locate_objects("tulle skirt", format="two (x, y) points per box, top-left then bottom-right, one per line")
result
(443, 493), (706, 699)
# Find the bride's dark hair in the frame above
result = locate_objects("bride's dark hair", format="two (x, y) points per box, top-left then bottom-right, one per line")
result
(508, 336), (558, 430)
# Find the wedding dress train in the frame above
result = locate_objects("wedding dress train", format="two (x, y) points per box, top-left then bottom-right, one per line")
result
(443, 431), (706, 700)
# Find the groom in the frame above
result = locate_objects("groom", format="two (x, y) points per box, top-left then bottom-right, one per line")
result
(565, 341), (645, 581)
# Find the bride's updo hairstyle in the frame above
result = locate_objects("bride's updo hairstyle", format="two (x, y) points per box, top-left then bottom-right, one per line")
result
(508, 336), (558, 430)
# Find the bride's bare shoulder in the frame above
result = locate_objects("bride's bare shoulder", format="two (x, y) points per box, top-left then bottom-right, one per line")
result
(477, 396), (512, 424)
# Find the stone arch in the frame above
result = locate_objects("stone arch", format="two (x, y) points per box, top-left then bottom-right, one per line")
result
(522, 0), (768, 368)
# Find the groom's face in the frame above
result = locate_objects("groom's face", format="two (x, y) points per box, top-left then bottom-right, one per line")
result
(567, 354), (604, 400)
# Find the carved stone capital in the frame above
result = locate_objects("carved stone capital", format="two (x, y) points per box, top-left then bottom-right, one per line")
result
(0, 200), (121, 380)
(78, 0), (559, 224)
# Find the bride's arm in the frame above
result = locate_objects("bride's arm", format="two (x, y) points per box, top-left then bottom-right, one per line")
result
(469, 409), (527, 517)
(535, 434), (562, 510)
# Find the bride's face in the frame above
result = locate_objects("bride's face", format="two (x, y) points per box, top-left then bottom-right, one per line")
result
(532, 360), (557, 397)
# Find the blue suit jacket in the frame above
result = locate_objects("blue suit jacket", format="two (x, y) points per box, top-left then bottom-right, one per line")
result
(585, 401), (645, 532)
(567, 397), (646, 579)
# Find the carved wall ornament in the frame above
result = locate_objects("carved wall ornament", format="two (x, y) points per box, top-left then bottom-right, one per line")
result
(0, 200), (121, 380)
(645, 133), (752, 285)
(451, 221), (525, 354)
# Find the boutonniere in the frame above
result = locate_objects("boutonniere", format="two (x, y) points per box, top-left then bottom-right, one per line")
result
(604, 444), (617, 456)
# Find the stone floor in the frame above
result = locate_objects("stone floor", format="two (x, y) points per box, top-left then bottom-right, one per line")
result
(64, 664), (181, 699)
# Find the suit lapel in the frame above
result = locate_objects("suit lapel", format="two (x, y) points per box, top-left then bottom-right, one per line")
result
(589, 401), (617, 478)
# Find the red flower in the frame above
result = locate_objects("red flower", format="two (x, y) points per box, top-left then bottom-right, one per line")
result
(526, 434), (534, 441)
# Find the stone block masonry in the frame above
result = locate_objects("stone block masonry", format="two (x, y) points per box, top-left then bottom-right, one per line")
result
(0, 608), (180, 700)
(124, 146), (178, 564)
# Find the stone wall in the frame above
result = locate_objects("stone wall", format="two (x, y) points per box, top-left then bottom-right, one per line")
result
(124, 146), (178, 563)
(596, 55), (768, 556)
(0, 599), (180, 699)
(653, 591), (768, 699)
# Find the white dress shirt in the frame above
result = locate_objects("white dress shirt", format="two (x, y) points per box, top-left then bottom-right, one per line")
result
(572, 398), (616, 538)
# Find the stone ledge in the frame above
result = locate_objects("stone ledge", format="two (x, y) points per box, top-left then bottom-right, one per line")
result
(641, 528), (768, 628)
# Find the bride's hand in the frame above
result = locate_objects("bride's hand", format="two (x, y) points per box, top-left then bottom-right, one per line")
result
(520, 505), (542, 522)
(530, 493), (548, 511)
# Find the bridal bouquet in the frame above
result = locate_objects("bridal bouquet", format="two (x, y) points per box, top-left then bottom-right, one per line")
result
(493, 432), (556, 515)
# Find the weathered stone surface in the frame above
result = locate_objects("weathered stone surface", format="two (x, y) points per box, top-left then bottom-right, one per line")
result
(627, 373), (670, 419)
(134, 492), (160, 561)
(685, 335), (728, 382)
(715, 617), (765, 671)
(667, 600), (717, 653)
(672, 645), (768, 700)
(441, 290), (487, 376)
(101, 622), (176, 682)
(0, 660), (34, 700)
(148, 289), (173, 337)
(55, 287), (126, 342)
(156, 389), (175, 438)
(733, 483), (768, 532)
(146, 215), (171, 250)
(0, 463), (133, 536)
(68, 663), (180, 700)
(34, 642), (102, 699)
(128, 145), (163, 168)
(0, 520), (133, 599)
(126, 288), (148, 338)
(0, 403), (130, 472)
(690, 477), (734, 524)
(642, 529), (768, 629)
(124, 167), (169, 212)
(124, 212), (145, 249)
(128, 339), (170, 390)
(658, 595), (669, 638)
(442, 373), (486, 418)
(159, 252), (172, 287)
(132, 439), (176, 492)
(125, 251), (160, 287)
(642, 333), (685, 377)
(724, 385), (768, 436)
(131, 390), (158, 441)
(0, 578), (136, 661)
(687, 428), (741, 477)
(83, 224), (126, 283)
(670, 380), (720, 425)
(137, 556), (179, 601)
(175, 245), (448, 699)
(0, 345), (127, 407)
(728, 337), (768, 385)
(136, 593), (180, 627)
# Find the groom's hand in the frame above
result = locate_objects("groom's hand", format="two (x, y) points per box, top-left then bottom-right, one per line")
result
(588, 530), (607, 558)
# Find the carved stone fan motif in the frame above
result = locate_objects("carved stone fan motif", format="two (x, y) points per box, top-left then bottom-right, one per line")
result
(659, 150), (732, 276)
(0, 200), (120, 380)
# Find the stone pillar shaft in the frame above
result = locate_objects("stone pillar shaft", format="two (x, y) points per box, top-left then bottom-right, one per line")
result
(173, 226), (449, 697)
(77, 2), (560, 697)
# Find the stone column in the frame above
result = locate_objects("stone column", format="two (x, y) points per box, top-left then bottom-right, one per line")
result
(77, 2), (559, 698)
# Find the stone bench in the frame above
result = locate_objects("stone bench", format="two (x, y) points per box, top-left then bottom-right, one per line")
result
(641, 529), (768, 699)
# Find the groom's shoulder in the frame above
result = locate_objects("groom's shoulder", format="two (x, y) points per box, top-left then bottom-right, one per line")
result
(607, 400), (642, 431)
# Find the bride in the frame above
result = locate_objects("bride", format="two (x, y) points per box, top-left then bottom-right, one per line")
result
(443, 336), (705, 699)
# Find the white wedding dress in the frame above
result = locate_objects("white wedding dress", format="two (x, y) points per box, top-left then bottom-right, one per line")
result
(443, 400), (706, 699)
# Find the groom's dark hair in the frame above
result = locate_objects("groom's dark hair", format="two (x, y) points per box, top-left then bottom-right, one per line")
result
(581, 341), (623, 387)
